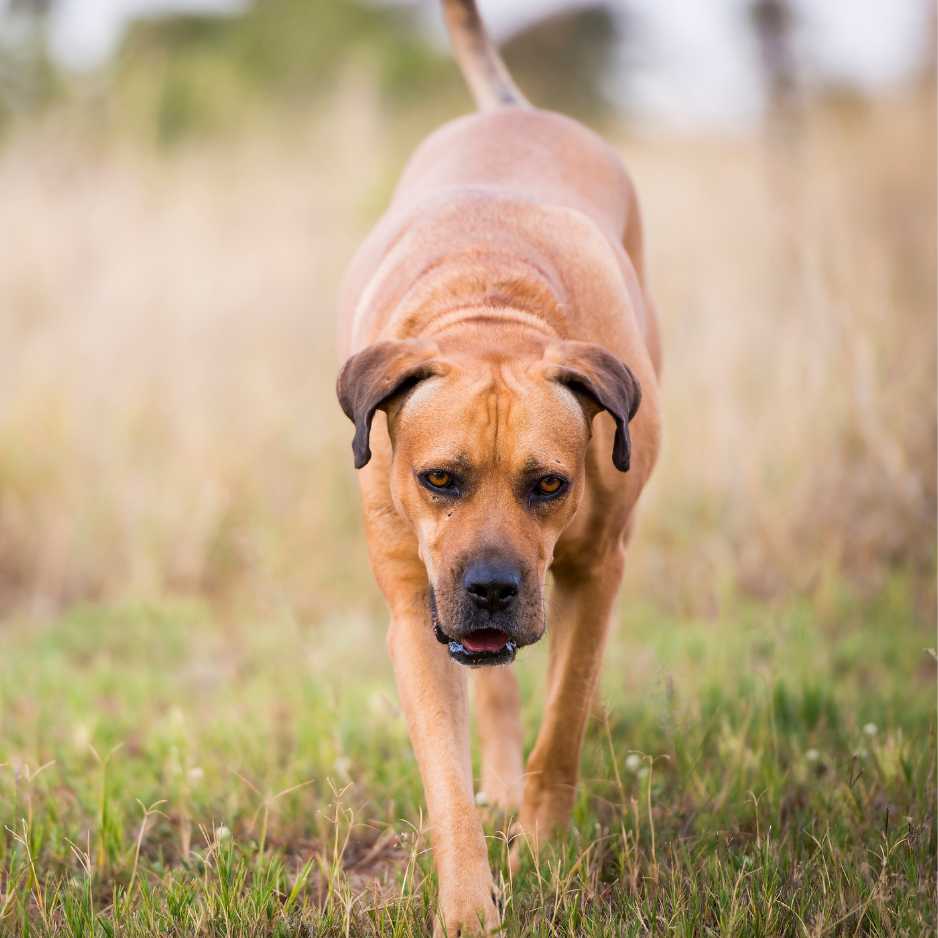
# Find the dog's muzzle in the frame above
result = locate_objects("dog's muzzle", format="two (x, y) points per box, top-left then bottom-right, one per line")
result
(429, 555), (540, 666)
(429, 549), (544, 668)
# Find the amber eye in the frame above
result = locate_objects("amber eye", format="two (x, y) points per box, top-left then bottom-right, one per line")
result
(425, 469), (453, 489)
(536, 475), (565, 496)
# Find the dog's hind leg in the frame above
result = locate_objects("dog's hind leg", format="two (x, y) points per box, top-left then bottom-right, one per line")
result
(473, 667), (524, 811)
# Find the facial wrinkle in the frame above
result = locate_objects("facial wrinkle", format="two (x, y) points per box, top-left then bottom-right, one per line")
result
(489, 381), (500, 466)
(499, 362), (526, 464)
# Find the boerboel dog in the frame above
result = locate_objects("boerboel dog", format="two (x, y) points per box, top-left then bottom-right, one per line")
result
(336, 1), (662, 933)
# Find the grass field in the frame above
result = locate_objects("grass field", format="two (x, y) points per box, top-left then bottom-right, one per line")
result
(0, 19), (935, 936)
(1, 578), (934, 935)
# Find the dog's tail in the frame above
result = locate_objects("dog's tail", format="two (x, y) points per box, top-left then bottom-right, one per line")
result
(441, 0), (528, 110)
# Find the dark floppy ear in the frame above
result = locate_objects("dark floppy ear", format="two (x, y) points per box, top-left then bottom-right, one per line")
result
(543, 341), (642, 472)
(336, 340), (444, 469)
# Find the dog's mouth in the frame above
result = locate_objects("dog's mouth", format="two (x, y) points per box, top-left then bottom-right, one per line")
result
(433, 622), (516, 667)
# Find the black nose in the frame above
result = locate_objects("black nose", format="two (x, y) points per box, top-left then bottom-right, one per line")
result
(463, 558), (521, 612)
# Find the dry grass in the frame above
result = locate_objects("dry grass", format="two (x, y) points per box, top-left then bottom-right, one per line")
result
(0, 83), (934, 616)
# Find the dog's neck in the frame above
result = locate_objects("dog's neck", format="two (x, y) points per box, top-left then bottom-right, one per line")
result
(390, 249), (566, 343)
(423, 304), (556, 340)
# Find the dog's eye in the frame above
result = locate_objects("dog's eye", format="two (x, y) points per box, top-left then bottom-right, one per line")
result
(534, 475), (566, 497)
(424, 469), (454, 490)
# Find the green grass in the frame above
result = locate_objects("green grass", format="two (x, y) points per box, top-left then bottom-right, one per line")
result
(1, 578), (934, 936)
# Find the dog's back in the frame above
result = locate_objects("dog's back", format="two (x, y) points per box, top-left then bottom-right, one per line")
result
(392, 107), (634, 244)
(339, 103), (657, 370)
(339, 16), (658, 363)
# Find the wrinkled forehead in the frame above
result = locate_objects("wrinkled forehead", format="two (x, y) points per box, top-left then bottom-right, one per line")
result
(396, 364), (588, 469)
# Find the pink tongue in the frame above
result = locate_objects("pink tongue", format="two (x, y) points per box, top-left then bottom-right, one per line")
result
(462, 629), (509, 654)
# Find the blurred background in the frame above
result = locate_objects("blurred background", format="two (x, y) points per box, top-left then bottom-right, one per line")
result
(0, 0), (934, 621)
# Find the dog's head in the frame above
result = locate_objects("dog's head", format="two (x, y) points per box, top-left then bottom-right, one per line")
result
(337, 336), (640, 666)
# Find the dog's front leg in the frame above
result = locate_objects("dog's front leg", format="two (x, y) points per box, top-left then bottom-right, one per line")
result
(387, 596), (499, 936)
(512, 546), (625, 866)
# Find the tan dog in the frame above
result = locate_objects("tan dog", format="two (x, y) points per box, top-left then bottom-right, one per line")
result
(337, 2), (661, 933)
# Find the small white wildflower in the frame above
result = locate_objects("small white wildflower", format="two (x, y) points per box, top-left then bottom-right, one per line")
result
(475, 790), (489, 807)
(805, 748), (820, 763)
(624, 754), (642, 773)
(215, 825), (231, 841)
(188, 766), (204, 782)
(863, 722), (878, 737)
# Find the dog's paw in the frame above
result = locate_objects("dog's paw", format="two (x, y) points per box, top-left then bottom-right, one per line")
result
(475, 780), (521, 816)
(508, 783), (576, 873)
(434, 882), (501, 937)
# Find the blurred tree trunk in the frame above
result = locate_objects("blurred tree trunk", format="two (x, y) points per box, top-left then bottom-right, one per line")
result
(751, 0), (804, 307)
